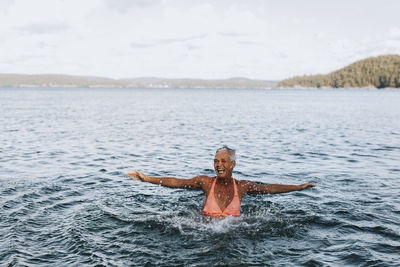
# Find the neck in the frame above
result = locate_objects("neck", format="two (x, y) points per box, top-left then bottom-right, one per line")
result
(216, 176), (233, 185)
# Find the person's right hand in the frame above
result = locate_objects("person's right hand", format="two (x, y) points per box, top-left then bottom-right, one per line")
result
(128, 170), (147, 182)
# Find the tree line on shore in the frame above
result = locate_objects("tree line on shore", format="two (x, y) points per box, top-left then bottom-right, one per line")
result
(278, 55), (400, 89)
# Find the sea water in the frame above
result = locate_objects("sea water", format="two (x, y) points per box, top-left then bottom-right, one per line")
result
(1, 87), (399, 266)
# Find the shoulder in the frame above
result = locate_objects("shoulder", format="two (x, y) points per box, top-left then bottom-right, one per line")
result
(191, 175), (213, 185)
(236, 179), (260, 194)
(193, 175), (213, 181)
(232, 179), (253, 198)
(194, 175), (214, 192)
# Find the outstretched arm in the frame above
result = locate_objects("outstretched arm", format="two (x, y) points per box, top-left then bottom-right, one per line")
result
(128, 170), (205, 190)
(244, 181), (315, 195)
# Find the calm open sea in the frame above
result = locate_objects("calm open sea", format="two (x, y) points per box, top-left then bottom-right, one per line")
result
(1, 87), (399, 266)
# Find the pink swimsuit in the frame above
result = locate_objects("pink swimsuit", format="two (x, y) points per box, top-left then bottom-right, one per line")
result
(202, 178), (241, 218)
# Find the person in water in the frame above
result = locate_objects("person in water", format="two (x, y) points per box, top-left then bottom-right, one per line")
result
(129, 146), (315, 218)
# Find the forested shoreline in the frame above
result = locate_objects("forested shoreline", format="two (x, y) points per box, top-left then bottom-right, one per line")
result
(278, 55), (400, 89)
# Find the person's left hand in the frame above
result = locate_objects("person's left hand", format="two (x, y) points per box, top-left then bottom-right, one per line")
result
(300, 183), (316, 190)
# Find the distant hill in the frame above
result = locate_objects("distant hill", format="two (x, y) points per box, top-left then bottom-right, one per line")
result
(278, 55), (400, 89)
(0, 74), (121, 88)
(0, 74), (278, 89)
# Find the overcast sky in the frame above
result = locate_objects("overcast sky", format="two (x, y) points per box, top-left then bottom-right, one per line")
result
(1, 0), (399, 80)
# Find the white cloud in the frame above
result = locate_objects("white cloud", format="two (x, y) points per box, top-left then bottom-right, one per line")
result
(388, 27), (400, 41)
(103, 0), (162, 13)
(0, 0), (15, 12)
(16, 22), (70, 35)
(0, 0), (399, 79)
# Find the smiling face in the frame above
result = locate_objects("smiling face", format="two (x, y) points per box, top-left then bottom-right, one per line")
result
(214, 151), (236, 179)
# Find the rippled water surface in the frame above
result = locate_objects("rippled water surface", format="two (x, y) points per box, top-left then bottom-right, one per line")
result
(1, 87), (400, 266)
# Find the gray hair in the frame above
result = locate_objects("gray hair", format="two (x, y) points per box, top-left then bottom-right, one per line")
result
(216, 146), (236, 162)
